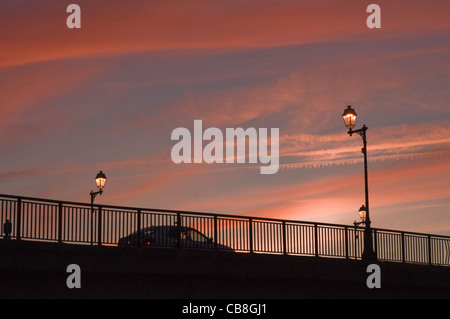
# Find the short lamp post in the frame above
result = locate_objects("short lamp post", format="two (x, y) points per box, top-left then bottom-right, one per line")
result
(90, 171), (107, 245)
(342, 106), (376, 261)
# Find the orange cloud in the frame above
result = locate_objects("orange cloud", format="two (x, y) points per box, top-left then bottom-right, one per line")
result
(3, 0), (449, 69)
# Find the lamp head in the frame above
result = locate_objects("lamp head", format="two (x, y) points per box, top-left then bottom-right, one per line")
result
(358, 205), (367, 222)
(342, 105), (357, 130)
(95, 171), (107, 190)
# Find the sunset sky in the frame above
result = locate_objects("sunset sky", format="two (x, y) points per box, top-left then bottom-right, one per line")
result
(1, 0), (450, 236)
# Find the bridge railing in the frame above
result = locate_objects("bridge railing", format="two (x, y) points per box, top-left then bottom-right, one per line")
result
(0, 194), (449, 266)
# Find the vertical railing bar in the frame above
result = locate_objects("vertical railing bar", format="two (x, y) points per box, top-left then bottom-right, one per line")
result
(75, 206), (79, 243)
(50, 204), (54, 240)
(286, 223), (290, 254)
(104, 209), (108, 244)
(31, 203), (35, 238)
(44, 204), (48, 239)
(314, 224), (318, 257)
(25, 202), (29, 238)
(344, 226), (349, 259)
(26, 202), (30, 238)
(21, 202), (30, 238)
(73, 206), (76, 243)
(16, 198), (22, 240)
(58, 202), (63, 243)
(70, 207), (74, 242)
(83, 206), (86, 243)
(110, 210), (114, 244)
(97, 205), (102, 246)
(176, 212), (181, 249)
(42, 203), (45, 239)
(35, 203), (39, 238)
(44, 203), (47, 239)
(214, 215), (218, 251)
(240, 219), (243, 251)
(36, 203), (40, 239)
(260, 221), (263, 252)
(27, 202), (30, 238)
(427, 236), (432, 265)
(47, 204), (51, 240)
(249, 218), (253, 254)
(401, 232), (405, 263)
(233, 220), (236, 251)
(137, 209), (141, 247)
(21, 201), (26, 239)
(42, 204), (46, 239)
(110, 209), (114, 243)
(257, 221), (261, 252)
(64, 207), (68, 242)
(373, 229), (378, 260)
(76, 206), (80, 242)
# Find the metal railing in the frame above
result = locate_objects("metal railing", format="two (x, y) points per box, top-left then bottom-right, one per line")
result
(0, 194), (449, 266)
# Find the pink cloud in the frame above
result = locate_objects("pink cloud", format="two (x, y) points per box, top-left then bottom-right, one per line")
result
(3, 0), (449, 69)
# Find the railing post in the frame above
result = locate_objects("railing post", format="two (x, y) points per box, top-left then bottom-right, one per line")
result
(427, 235), (432, 265)
(90, 205), (94, 245)
(58, 202), (63, 243)
(344, 226), (349, 259)
(401, 232), (405, 263)
(314, 224), (319, 257)
(97, 206), (102, 246)
(214, 215), (218, 251)
(176, 212), (181, 248)
(249, 218), (253, 254)
(137, 209), (141, 247)
(282, 221), (287, 255)
(16, 198), (22, 240)
(373, 229), (378, 259)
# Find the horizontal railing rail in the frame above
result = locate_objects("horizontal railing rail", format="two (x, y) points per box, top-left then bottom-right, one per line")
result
(0, 194), (449, 266)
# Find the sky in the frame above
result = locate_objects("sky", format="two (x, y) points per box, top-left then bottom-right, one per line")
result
(1, 0), (450, 236)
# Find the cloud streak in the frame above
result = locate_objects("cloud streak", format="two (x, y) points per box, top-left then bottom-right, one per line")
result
(280, 122), (450, 169)
(2, 0), (449, 69)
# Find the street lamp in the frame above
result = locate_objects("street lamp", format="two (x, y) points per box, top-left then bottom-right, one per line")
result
(354, 205), (367, 226)
(342, 106), (376, 261)
(90, 171), (107, 245)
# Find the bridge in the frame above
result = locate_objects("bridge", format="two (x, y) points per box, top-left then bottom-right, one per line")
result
(1, 193), (449, 298)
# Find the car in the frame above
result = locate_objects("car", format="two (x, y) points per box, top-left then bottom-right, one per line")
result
(118, 225), (234, 251)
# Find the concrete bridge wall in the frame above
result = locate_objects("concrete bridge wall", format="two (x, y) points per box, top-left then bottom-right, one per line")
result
(0, 240), (449, 298)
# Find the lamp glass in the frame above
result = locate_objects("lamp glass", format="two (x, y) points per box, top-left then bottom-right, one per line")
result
(358, 205), (367, 222)
(342, 106), (357, 129)
(95, 171), (107, 190)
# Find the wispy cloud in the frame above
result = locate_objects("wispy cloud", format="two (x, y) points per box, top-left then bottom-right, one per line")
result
(3, 0), (449, 69)
(280, 122), (450, 169)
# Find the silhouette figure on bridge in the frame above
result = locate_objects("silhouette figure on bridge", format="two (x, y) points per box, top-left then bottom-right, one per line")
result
(3, 220), (12, 239)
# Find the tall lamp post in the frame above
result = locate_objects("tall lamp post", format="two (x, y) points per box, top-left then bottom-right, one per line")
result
(90, 171), (107, 245)
(342, 106), (376, 261)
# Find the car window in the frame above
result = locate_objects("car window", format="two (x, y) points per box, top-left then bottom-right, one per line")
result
(167, 227), (188, 240)
(187, 229), (209, 242)
(143, 229), (155, 235)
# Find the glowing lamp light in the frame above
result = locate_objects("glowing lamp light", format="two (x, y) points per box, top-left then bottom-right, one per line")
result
(342, 105), (357, 130)
(358, 205), (367, 222)
(95, 171), (107, 190)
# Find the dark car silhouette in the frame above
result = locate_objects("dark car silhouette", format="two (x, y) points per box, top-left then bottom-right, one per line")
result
(118, 225), (234, 251)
